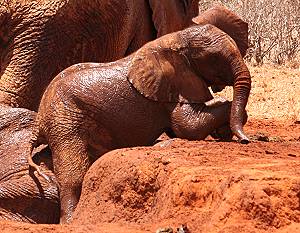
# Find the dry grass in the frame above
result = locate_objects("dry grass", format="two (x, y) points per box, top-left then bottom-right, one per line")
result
(214, 65), (300, 122)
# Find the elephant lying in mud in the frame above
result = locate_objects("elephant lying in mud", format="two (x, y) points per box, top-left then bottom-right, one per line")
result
(0, 0), (199, 111)
(28, 19), (251, 223)
(0, 106), (59, 223)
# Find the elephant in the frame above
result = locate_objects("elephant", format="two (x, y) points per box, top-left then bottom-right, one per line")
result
(192, 5), (248, 57)
(0, 106), (59, 223)
(28, 15), (251, 223)
(0, 0), (199, 111)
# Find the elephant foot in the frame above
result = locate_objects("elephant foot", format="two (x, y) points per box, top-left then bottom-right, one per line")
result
(60, 185), (81, 224)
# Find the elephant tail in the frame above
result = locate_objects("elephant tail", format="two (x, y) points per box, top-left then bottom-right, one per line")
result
(27, 116), (52, 183)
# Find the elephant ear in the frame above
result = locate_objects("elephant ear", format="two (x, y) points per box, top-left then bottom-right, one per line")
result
(127, 43), (212, 103)
(192, 5), (248, 57)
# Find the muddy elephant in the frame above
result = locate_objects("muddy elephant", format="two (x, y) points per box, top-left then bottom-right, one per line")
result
(28, 15), (251, 222)
(0, 0), (200, 111)
(0, 106), (59, 223)
(192, 5), (248, 57)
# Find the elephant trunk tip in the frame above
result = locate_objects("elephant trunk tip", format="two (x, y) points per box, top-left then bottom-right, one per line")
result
(233, 128), (250, 144)
(240, 137), (250, 144)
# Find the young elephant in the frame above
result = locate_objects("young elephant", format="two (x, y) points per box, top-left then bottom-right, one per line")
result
(28, 23), (251, 223)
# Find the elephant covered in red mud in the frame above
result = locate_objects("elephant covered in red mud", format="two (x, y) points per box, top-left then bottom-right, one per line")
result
(28, 16), (250, 222)
(0, 106), (59, 223)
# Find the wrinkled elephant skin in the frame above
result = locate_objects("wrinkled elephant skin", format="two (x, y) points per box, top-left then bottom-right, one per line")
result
(0, 106), (59, 223)
(0, 0), (199, 111)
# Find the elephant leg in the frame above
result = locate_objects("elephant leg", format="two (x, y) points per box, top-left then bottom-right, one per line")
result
(170, 99), (232, 140)
(50, 137), (90, 223)
(209, 98), (248, 141)
(210, 123), (233, 141)
(205, 97), (233, 141)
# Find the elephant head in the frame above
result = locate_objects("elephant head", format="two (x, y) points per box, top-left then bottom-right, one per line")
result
(192, 5), (249, 57)
(128, 24), (251, 143)
(149, 0), (199, 36)
(191, 5), (250, 142)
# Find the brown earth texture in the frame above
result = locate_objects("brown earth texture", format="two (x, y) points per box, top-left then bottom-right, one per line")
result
(1, 65), (300, 232)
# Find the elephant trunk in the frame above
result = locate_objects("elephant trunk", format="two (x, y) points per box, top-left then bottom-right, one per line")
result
(228, 54), (251, 143)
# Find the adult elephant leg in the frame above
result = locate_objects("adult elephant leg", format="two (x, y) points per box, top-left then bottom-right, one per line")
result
(170, 99), (233, 140)
(50, 136), (90, 223)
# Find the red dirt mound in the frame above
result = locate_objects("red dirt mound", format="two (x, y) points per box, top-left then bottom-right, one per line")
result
(71, 120), (300, 233)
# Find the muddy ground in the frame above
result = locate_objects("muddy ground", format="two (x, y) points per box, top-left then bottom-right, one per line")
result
(1, 65), (299, 232)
